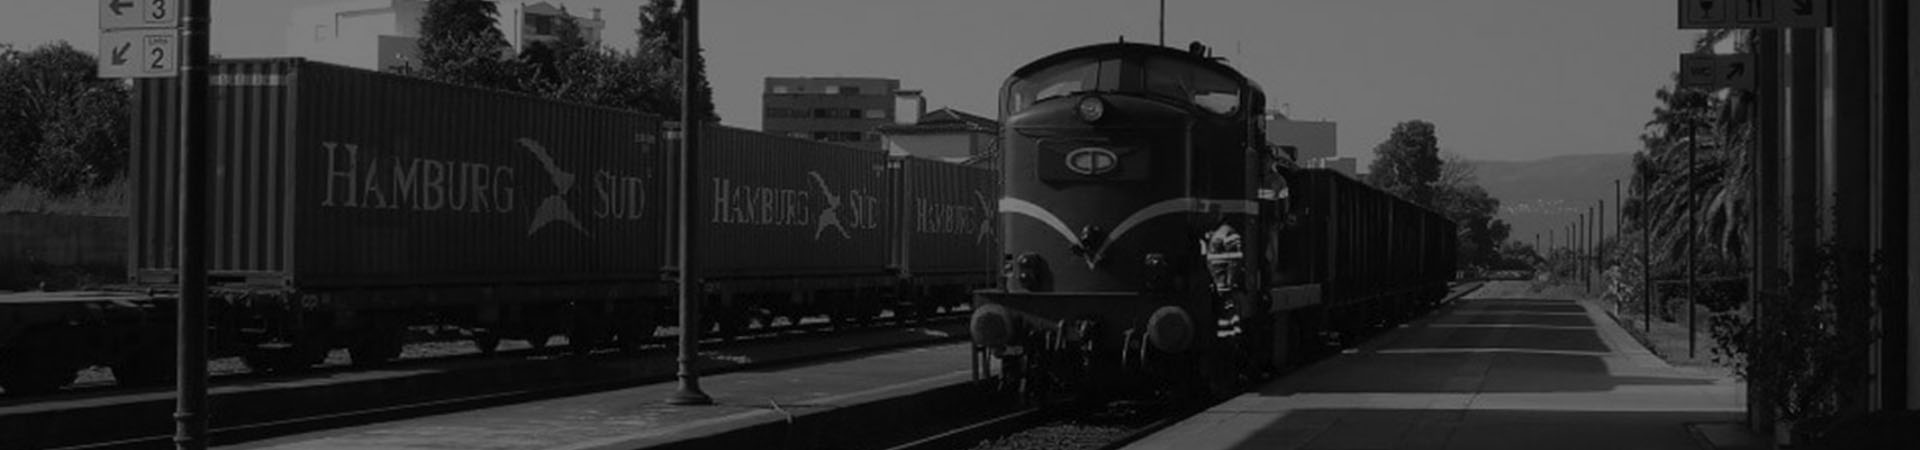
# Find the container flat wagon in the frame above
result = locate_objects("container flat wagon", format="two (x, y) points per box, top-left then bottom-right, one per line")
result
(126, 58), (671, 371)
(0, 58), (999, 394)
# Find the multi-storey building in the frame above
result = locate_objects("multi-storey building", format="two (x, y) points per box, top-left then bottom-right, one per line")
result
(762, 77), (900, 150)
(287, 0), (604, 72)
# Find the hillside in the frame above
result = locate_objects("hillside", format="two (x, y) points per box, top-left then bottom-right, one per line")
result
(1470, 153), (1635, 251)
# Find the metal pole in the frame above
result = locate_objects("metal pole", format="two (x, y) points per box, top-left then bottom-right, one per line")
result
(1687, 123), (1697, 359)
(1641, 176), (1651, 334)
(1614, 180), (1623, 243)
(174, 0), (211, 448)
(1158, 0), (1165, 46)
(668, 0), (712, 406)
(1588, 205), (1596, 292)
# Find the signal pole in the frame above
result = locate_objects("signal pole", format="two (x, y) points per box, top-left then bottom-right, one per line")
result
(668, 0), (712, 406)
(175, 0), (211, 448)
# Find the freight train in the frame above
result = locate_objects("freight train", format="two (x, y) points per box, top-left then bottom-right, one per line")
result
(0, 59), (997, 394)
(968, 42), (1457, 399)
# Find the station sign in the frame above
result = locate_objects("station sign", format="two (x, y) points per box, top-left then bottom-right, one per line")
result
(1679, 0), (1828, 29)
(1679, 54), (1755, 91)
(98, 0), (179, 79)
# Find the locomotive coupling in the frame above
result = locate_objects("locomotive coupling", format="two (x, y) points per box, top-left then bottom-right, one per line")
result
(1146, 306), (1194, 353)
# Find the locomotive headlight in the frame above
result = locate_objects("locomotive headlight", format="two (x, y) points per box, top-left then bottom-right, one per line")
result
(1146, 306), (1194, 354)
(971, 304), (1014, 348)
(1076, 96), (1106, 122)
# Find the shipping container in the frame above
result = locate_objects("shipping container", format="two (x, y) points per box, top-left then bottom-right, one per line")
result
(893, 156), (998, 278)
(689, 125), (893, 279)
(131, 59), (668, 290)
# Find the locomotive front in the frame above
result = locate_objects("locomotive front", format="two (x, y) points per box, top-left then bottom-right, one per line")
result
(972, 42), (1265, 395)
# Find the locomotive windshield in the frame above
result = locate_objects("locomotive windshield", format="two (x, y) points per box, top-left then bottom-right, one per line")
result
(1007, 56), (1242, 116)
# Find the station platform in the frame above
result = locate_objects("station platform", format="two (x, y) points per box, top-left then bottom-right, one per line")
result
(1126, 281), (1745, 450)
(222, 342), (980, 450)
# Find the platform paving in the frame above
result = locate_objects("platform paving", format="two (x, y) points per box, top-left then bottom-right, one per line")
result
(221, 342), (979, 450)
(1127, 281), (1745, 450)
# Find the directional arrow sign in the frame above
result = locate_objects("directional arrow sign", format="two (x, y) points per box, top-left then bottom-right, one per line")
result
(98, 28), (178, 79)
(1679, 0), (1827, 29)
(1775, 0), (1827, 28)
(100, 0), (178, 30)
(1678, 54), (1755, 91)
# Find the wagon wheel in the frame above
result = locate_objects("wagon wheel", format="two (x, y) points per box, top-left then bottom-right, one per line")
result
(616, 312), (661, 354)
(471, 332), (503, 355)
(111, 344), (177, 387)
(0, 337), (81, 395)
(243, 335), (330, 373)
(349, 325), (406, 366)
(524, 334), (553, 351)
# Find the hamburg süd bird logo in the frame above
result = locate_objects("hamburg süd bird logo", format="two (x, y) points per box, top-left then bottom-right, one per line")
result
(810, 171), (853, 240)
(518, 138), (590, 237)
(974, 190), (994, 244)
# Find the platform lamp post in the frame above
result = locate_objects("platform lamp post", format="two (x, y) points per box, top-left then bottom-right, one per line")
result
(1639, 175), (1652, 335)
(176, 0), (213, 448)
(1599, 199), (1606, 278)
(668, 0), (713, 406)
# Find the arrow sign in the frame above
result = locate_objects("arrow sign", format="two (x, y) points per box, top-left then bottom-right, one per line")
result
(1776, 0), (1827, 28)
(1679, 0), (1827, 29)
(98, 28), (177, 79)
(110, 41), (131, 66)
(100, 0), (176, 30)
(1678, 54), (1754, 91)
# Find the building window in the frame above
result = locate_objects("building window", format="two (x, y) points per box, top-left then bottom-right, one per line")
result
(788, 132), (809, 139)
(824, 85), (840, 94)
(812, 109), (831, 118)
(864, 109), (886, 119)
(528, 15), (554, 35)
(846, 108), (862, 118)
(866, 131), (881, 141)
(771, 85), (790, 94)
(841, 86), (861, 95)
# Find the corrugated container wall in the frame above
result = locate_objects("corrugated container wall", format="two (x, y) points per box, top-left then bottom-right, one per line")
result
(132, 59), (667, 288)
(894, 156), (997, 276)
(693, 125), (892, 278)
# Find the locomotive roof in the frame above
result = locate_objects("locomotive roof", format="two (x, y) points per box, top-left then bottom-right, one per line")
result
(1006, 42), (1264, 95)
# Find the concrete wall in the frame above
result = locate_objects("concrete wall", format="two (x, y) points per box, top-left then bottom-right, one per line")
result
(0, 214), (126, 288)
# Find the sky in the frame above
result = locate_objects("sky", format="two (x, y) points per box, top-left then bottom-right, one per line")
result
(1, 0), (1696, 165)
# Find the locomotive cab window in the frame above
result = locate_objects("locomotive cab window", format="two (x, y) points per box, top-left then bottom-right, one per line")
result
(1144, 57), (1240, 116)
(1008, 58), (1126, 113)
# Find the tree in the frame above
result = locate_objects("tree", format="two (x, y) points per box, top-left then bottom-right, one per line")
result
(638, 0), (683, 55)
(403, 0), (522, 91)
(634, 0), (717, 122)
(1367, 120), (1442, 207)
(0, 42), (129, 195)
(1630, 30), (1753, 268)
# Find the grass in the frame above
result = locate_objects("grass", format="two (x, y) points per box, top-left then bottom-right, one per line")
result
(1532, 279), (1736, 374)
(0, 180), (130, 216)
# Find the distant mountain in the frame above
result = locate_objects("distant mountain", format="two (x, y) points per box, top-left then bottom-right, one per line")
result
(1468, 153), (1635, 251)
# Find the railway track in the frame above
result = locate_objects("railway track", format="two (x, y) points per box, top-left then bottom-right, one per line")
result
(6, 312), (969, 450)
(3, 308), (966, 401)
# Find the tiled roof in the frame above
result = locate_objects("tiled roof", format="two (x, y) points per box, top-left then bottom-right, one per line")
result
(877, 107), (998, 134)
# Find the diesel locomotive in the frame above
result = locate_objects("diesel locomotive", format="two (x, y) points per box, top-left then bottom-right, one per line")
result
(969, 42), (1458, 398)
